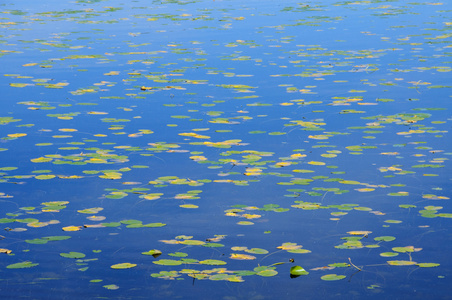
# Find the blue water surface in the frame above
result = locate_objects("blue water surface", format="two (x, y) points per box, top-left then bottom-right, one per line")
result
(0, 0), (451, 299)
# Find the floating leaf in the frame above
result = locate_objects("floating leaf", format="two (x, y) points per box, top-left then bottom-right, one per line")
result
(168, 252), (188, 258)
(103, 284), (119, 290)
(153, 259), (182, 266)
(347, 231), (372, 236)
(230, 253), (256, 260)
(245, 248), (269, 255)
(380, 252), (399, 257)
(179, 204), (198, 209)
(387, 260), (417, 266)
(199, 259), (227, 266)
(328, 263), (350, 268)
(255, 268), (278, 277)
(62, 226), (82, 232)
(416, 263), (440, 268)
(141, 249), (162, 258)
(111, 263), (137, 269)
(237, 221), (254, 225)
(321, 274), (346, 281)
(392, 246), (421, 253)
(60, 252), (86, 259)
(7, 261), (39, 269)
(290, 266), (309, 276)
(77, 207), (103, 214)
(374, 236), (396, 242)
(35, 175), (56, 180)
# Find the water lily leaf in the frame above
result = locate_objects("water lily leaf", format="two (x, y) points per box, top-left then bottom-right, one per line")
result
(374, 236), (396, 242)
(321, 274), (346, 281)
(140, 222), (166, 228)
(277, 242), (302, 250)
(25, 238), (48, 244)
(328, 263), (350, 268)
(203, 243), (224, 248)
(245, 248), (269, 255)
(387, 260), (417, 266)
(209, 274), (231, 281)
(237, 221), (254, 225)
(77, 207), (103, 214)
(385, 220), (402, 224)
(111, 263), (137, 269)
(62, 226), (82, 232)
(151, 271), (180, 279)
(168, 252), (188, 258)
(256, 269), (278, 277)
(43, 236), (71, 241)
(102, 222), (121, 227)
(347, 231), (372, 236)
(179, 204), (199, 209)
(153, 259), (182, 266)
(380, 252), (399, 257)
(60, 252), (86, 259)
(416, 263), (440, 268)
(180, 239), (204, 245)
(141, 249), (162, 258)
(234, 270), (256, 276)
(399, 204), (416, 208)
(290, 266), (309, 276)
(392, 246), (420, 253)
(230, 253), (256, 260)
(199, 259), (227, 266)
(287, 249), (311, 254)
(35, 174), (56, 180)
(7, 261), (39, 269)
(180, 258), (198, 264)
(103, 284), (119, 290)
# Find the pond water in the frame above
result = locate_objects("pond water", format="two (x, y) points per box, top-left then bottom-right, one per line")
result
(0, 0), (451, 299)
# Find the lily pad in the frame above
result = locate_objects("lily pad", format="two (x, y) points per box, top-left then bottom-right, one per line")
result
(199, 259), (227, 266)
(290, 266), (309, 276)
(320, 274), (346, 281)
(7, 261), (39, 269)
(111, 263), (137, 269)
(60, 252), (86, 259)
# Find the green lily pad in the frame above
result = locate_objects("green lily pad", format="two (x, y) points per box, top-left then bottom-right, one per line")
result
(374, 236), (396, 242)
(256, 269), (278, 277)
(290, 266), (309, 276)
(141, 249), (162, 258)
(387, 260), (417, 266)
(60, 252), (86, 259)
(245, 248), (269, 254)
(168, 252), (188, 257)
(111, 263), (137, 269)
(416, 263), (440, 268)
(199, 259), (227, 266)
(7, 261), (39, 269)
(380, 252), (399, 257)
(328, 263), (350, 268)
(153, 259), (182, 266)
(103, 284), (119, 290)
(320, 274), (346, 281)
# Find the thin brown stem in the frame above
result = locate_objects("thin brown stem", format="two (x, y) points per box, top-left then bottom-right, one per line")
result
(348, 257), (362, 271)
